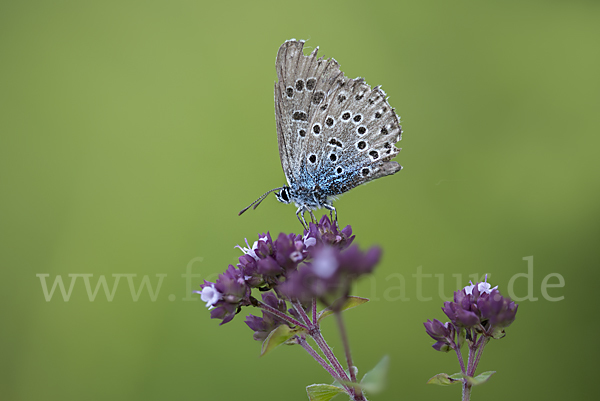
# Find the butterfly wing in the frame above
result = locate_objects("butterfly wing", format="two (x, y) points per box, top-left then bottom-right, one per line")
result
(274, 39), (402, 199)
(310, 78), (403, 196)
(275, 39), (345, 186)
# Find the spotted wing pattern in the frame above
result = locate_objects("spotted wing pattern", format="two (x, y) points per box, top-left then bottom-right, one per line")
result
(274, 39), (402, 200)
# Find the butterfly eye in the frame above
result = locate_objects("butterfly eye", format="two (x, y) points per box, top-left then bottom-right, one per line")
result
(280, 189), (289, 202)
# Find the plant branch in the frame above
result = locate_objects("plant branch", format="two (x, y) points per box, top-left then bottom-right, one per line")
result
(256, 301), (307, 329)
(297, 336), (344, 383)
(335, 312), (357, 381)
(292, 300), (312, 326)
(472, 336), (490, 376)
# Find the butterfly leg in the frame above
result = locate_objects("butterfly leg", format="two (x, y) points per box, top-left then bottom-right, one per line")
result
(296, 206), (309, 230)
(324, 204), (338, 227)
(308, 209), (317, 223)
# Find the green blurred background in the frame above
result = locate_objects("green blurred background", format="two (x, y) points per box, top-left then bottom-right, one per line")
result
(1, 0), (598, 400)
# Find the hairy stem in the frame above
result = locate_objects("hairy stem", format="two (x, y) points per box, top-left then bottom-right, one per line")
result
(335, 312), (357, 381)
(297, 336), (344, 383)
(256, 301), (307, 329)
(462, 381), (471, 401)
(311, 329), (349, 381)
(454, 344), (466, 375)
(472, 336), (490, 376)
(292, 300), (312, 326)
(336, 312), (364, 400)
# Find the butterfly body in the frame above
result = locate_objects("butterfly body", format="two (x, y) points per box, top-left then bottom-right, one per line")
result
(240, 39), (403, 227)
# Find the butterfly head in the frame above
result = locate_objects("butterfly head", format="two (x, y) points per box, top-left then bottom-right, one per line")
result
(275, 186), (292, 204)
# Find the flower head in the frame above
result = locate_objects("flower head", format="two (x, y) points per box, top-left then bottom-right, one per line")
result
(424, 319), (455, 352)
(195, 265), (252, 325)
(303, 215), (355, 252)
(279, 244), (380, 305)
(440, 278), (518, 335)
(245, 292), (290, 342)
(199, 216), (367, 328)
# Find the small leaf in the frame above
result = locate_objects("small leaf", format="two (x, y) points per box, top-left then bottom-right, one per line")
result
(465, 371), (496, 386)
(317, 296), (369, 322)
(360, 355), (390, 394)
(427, 373), (464, 386)
(491, 327), (506, 339)
(260, 325), (295, 357)
(306, 383), (347, 401)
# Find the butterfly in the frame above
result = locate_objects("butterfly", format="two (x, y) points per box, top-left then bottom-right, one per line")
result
(240, 39), (403, 227)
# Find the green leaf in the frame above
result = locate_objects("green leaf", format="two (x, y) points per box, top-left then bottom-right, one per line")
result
(491, 327), (506, 339)
(317, 296), (369, 322)
(306, 384), (347, 401)
(427, 373), (464, 386)
(360, 355), (390, 394)
(260, 325), (296, 357)
(464, 371), (496, 386)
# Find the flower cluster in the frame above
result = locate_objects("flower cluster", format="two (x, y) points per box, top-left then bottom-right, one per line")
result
(196, 216), (379, 335)
(442, 279), (518, 334)
(279, 245), (380, 306)
(424, 276), (518, 351)
(245, 292), (289, 341)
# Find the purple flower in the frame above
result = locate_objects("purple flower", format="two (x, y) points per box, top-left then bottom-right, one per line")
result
(478, 289), (518, 332)
(199, 216), (365, 327)
(279, 245), (381, 305)
(303, 215), (355, 251)
(195, 265), (252, 325)
(440, 276), (518, 335)
(424, 319), (454, 352)
(236, 232), (306, 282)
(245, 292), (290, 342)
(425, 275), (520, 386)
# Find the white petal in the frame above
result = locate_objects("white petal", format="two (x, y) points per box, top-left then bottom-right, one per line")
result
(200, 284), (222, 309)
(464, 282), (475, 295)
(313, 248), (338, 278)
(290, 251), (303, 262)
(304, 237), (317, 247)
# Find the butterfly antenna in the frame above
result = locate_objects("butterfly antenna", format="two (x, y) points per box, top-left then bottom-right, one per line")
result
(238, 187), (284, 216)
